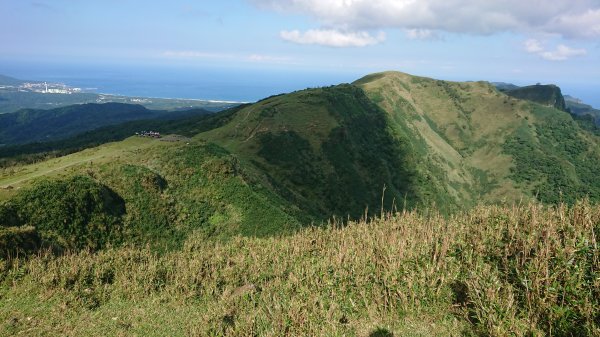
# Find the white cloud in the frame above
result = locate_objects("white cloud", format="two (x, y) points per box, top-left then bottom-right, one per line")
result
(540, 45), (587, 61)
(250, 0), (600, 39)
(524, 39), (544, 53)
(524, 39), (587, 61)
(162, 51), (234, 59)
(162, 51), (294, 64)
(549, 9), (600, 39)
(247, 54), (292, 63)
(280, 29), (385, 47)
(405, 29), (438, 40)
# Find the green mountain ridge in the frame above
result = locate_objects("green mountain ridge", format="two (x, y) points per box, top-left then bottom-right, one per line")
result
(0, 105), (243, 167)
(500, 83), (567, 111)
(1, 71), (600, 251)
(2, 71), (600, 335)
(199, 84), (426, 218)
(565, 95), (600, 125)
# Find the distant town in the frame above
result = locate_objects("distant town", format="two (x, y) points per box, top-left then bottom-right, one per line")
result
(0, 73), (242, 114)
(0, 81), (83, 95)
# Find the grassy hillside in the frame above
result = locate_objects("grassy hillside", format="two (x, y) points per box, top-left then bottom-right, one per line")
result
(0, 103), (214, 145)
(0, 135), (305, 252)
(1, 175), (125, 251)
(356, 71), (600, 206)
(0, 104), (243, 167)
(1, 202), (598, 336)
(200, 85), (430, 218)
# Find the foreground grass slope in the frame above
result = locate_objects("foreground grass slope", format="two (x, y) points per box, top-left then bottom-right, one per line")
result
(1, 202), (598, 336)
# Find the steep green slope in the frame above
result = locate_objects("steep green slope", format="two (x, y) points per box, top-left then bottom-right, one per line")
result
(0, 103), (211, 145)
(504, 104), (600, 203)
(356, 71), (600, 205)
(200, 85), (439, 218)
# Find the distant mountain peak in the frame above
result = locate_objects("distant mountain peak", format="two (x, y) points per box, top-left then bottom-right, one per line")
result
(500, 83), (567, 111)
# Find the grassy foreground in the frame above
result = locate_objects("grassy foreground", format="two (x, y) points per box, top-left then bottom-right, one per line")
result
(1, 202), (599, 336)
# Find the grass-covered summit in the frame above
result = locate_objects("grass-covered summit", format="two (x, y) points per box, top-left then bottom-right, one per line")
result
(356, 71), (600, 205)
(199, 84), (425, 219)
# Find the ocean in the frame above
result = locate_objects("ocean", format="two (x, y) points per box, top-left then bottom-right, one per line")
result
(0, 61), (597, 108)
(0, 61), (360, 103)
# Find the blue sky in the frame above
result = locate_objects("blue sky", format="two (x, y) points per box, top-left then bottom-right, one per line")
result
(1, 0), (599, 104)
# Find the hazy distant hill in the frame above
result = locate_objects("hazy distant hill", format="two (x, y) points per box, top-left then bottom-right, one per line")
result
(491, 81), (520, 91)
(0, 103), (211, 145)
(494, 82), (600, 126)
(565, 94), (600, 125)
(0, 74), (26, 86)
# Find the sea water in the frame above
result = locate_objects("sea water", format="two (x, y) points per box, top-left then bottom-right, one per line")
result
(0, 61), (360, 103)
(0, 60), (597, 108)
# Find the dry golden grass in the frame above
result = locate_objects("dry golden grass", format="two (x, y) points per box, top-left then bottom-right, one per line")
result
(1, 201), (598, 336)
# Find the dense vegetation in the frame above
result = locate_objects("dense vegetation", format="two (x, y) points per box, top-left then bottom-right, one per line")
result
(504, 104), (600, 204)
(0, 138), (305, 254)
(0, 176), (125, 252)
(1, 202), (598, 336)
(248, 85), (419, 219)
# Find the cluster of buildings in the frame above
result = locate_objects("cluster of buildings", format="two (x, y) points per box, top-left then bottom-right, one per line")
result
(19, 82), (82, 94)
(136, 131), (161, 138)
